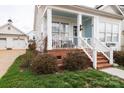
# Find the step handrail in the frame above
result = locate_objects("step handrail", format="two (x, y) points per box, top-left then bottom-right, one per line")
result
(94, 38), (111, 60)
(79, 36), (94, 62)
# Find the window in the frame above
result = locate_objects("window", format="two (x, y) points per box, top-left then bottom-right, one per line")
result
(106, 23), (112, 42)
(60, 23), (69, 37)
(99, 33), (105, 42)
(52, 22), (60, 39)
(52, 22), (69, 39)
(52, 22), (59, 33)
(112, 24), (119, 42)
(99, 22), (105, 42)
(99, 22), (119, 42)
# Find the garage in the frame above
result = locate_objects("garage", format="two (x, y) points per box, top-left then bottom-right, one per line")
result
(0, 38), (6, 49)
(13, 39), (26, 49)
(0, 19), (28, 50)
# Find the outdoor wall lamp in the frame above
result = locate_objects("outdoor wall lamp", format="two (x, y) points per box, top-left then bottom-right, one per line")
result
(80, 25), (83, 31)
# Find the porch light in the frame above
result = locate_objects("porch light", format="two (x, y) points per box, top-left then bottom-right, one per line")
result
(80, 25), (83, 31)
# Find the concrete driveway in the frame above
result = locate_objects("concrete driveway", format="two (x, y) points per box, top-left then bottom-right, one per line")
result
(0, 50), (26, 78)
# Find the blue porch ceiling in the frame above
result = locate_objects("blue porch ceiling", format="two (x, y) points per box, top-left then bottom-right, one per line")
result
(52, 10), (91, 20)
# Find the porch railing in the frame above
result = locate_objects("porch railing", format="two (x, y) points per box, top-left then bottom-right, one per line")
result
(51, 36), (113, 69)
(79, 37), (94, 62)
(79, 37), (113, 68)
(52, 36), (78, 49)
(94, 38), (113, 64)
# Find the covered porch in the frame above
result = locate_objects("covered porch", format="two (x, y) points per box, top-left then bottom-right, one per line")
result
(41, 7), (113, 69)
(44, 8), (94, 50)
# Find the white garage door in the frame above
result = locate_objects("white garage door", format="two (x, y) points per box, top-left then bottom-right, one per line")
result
(0, 38), (6, 48)
(13, 39), (26, 49)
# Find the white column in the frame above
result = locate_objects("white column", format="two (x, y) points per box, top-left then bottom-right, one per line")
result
(110, 48), (113, 64)
(93, 47), (97, 69)
(47, 8), (52, 50)
(77, 14), (82, 47)
(92, 16), (98, 69)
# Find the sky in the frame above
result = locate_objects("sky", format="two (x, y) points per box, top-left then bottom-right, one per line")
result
(0, 5), (94, 34)
(0, 5), (34, 34)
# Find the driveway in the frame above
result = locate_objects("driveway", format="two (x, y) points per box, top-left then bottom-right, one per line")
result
(0, 50), (26, 78)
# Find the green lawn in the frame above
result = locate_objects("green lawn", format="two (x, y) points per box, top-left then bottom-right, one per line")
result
(0, 55), (124, 88)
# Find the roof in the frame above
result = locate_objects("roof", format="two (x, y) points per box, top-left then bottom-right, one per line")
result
(95, 5), (124, 16)
(34, 5), (124, 31)
(119, 5), (124, 14)
(55, 5), (124, 19)
(0, 23), (27, 37)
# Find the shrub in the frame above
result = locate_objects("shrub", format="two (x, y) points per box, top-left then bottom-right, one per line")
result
(63, 51), (90, 71)
(20, 50), (37, 69)
(28, 41), (36, 50)
(31, 54), (57, 74)
(114, 51), (124, 66)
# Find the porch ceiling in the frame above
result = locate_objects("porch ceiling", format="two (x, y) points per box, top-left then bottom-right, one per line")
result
(52, 10), (92, 20)
(52, 10), (77, 18)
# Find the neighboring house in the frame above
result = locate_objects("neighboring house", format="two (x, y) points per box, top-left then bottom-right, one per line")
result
(95, 5), (124, 51)
(0, 19), (28, 50)
(34, 5), (124, 69)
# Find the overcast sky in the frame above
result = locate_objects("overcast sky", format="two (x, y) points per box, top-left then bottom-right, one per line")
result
(0, 5), (94, 34)
(0, 5), (34, 34)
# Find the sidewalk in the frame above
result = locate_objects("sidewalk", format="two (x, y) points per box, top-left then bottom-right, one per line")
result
(101, 67), (124, 80)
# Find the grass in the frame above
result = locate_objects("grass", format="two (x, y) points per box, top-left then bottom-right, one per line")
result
(0, 52), (124, 87)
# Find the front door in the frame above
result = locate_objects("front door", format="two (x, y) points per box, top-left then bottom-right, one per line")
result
(73, 26), (78, 46)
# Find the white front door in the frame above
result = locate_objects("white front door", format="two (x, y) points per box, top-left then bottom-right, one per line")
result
(0, 38), (6, 49)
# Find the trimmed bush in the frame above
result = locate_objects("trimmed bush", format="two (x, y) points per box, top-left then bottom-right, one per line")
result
(28, 41), (36, 50)
(20, 50), (37, 69)
(114, 51), (124, 66)
(63, 51), (90, 71)
(31, 54), (57, 74)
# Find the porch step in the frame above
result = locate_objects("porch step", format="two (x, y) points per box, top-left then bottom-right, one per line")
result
(97, 53), (104, 56)
(97, 59), (108, 64)
(97, 56), (107, 60)
(97, 52), (112, 69)
(97, 64), (112, 69)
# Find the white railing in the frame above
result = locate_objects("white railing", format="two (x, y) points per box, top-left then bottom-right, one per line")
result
(52, 36), (113, 68)
(79, 37), (94, 62)
(94, 38), (113, 64)
(80, 37), (113, 68)
(83, 37), (92, 45)
(52, 36), (78, 49)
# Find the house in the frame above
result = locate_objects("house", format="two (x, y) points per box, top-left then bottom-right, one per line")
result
(95, 5), (124, 51)
(34, 5), (124, 69)
(0, 19), (28, 50)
